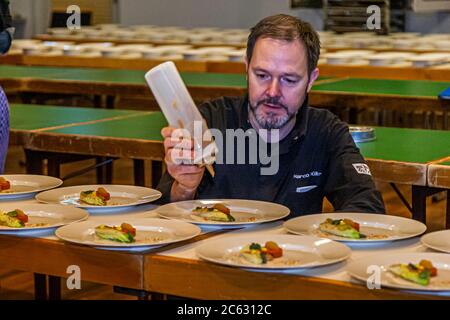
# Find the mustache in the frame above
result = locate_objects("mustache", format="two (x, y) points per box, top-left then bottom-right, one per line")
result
(255, 97), (288, 112)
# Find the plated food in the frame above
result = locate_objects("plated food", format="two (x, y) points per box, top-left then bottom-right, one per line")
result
(55, 218), (201, 249)
(319, 218), (365, 239)
(0, 175), (63, 199)
(191, 203), (235, 222)
(157, 199), (290, 227)
(347, 253), (450, 291)
(239, 241), (283, 265)
(36, 185), (162, 212)
(196, 234), (351, 269)
(0, 209), (29, 228)
(0, 177), (11, 192)
(388, 260), (437, 286)
(95, 222), (136, 243)
(0, 204), (89, 233)
(80, 187), (110, 206)
(284, 213), (426, 243)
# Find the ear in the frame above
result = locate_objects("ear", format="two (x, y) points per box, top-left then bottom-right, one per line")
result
(244, 56), (249, 78)
(306, 68), (319, 92)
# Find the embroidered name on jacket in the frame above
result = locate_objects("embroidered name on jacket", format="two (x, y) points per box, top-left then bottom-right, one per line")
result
(293, 171), (322, 179)
(352, 163), (371, 175)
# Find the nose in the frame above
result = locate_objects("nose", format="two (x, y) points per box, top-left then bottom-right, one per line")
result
(266, 78), (281, 98)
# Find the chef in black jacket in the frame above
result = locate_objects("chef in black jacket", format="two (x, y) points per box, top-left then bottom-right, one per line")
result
(158, 14), (385, 217)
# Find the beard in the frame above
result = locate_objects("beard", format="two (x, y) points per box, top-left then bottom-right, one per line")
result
(249, 96), (297, 130)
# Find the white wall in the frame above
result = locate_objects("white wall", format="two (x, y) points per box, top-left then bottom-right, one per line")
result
(406, 11), (450, 33)
(9, 0), (50, 38)
(118, 0), (324, 30)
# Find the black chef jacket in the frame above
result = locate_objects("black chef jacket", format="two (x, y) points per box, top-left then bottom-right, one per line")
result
(157, 95), (385, 217)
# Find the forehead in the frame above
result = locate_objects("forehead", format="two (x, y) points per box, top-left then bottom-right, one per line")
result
(249, 37), (308, 74)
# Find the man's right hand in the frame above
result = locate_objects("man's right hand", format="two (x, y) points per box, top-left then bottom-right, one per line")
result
(161, 127), (205, 201)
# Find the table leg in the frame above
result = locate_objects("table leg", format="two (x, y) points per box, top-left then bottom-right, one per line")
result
(444, 110), (449, 130)
(447, 191), (450, 229)
(34, 273), (47, 300)
(47, 157), (61, 178)
(48, 276), (62, 300)
(151, 161), (163, 188)
(106, 95), (116, 109)
(411, 185), (427, 224)
(24, 149), (44, 174)
(133, 159), (145, 186)
(93, 95), (102, 108)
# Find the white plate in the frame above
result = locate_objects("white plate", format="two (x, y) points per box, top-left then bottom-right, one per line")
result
(0, 203), (88, 233)
(35, 185), (162, 212)
(347, 253), (450, 291)
(283, 213), (426, 243)
(421, 230), (450, 253)
(55, 217), (201, 249)
(156, 199), (290, 228)
(196, 234), (351, 270)
(0, 175), (63, 199)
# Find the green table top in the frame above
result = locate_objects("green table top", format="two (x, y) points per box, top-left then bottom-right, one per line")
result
(0, 65), (75, 79)
(48, 111), (167, 141)
(357, 127), (450, 163)
(2, 65), (449, 99)
(0, 65), (247, 88)
(313, 78), (450, 98)
(42, 110), (450, 164)
(10, 104), (139, 131)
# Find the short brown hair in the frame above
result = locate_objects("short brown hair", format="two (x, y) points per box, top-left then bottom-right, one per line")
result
(246, 14), (321, 77)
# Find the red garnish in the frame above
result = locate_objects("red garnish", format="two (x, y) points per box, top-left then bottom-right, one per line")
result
(265, 241), (283, 258)
(121, 223), (136, 237)
(11, 209), (28, 223)
(213, 203), (230, 215)
(0, 177), (10, 191)
(96, 187), (110, 201)
(343, 219), (360, 231)
(419, 260), (438, 277)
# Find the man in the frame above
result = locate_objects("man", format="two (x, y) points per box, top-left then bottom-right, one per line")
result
(158, 14), (385, 216)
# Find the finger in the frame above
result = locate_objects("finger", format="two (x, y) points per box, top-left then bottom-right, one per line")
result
(171, 148), (197, 165)
(161, 126), (176, 138)
(168, 137), (195, 149)
(165, 148), (196, 165)
(167, 163), (205, 176)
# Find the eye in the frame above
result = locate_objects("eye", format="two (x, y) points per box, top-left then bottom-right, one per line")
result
(255, 72), (269, 80)
(281, 77), (299, 85)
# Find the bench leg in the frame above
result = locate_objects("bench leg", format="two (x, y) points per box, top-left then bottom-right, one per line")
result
(34, 273), (47, 300)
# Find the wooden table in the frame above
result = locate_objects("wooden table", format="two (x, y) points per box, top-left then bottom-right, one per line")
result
(12, 54), (210, 72)
(0, 65), (247, 107)
(0, 199), (447, 300)
(3, 53), (449, 81)
(2, 66), (449, 127)
(6, 105), (450, 299)
(9, 104), (450, 224)
(428, 161), (450, 228)
(144, 223), (450, 300)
